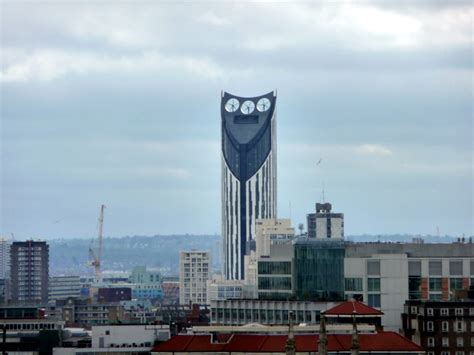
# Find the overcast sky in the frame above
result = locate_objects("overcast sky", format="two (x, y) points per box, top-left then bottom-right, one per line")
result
(1, 1), (472, 239)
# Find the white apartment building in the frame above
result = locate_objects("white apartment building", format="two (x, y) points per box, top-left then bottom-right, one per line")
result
(179, 251), (211, 305)
(255, 219), (295, 258)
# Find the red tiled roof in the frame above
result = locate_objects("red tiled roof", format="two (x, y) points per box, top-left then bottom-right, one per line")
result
(153, 332), (423, 353)
(223, 334), (268, 351)
(324, 300), (384, 316)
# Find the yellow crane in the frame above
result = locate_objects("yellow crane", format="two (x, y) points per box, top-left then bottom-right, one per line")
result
(89, 204), (106, 283)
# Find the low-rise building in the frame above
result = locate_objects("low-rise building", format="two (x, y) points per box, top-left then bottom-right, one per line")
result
(155, 301), (422, 355)
(47, 297), (126, 327)
(49, 276), (81, 303)
(54, 324), (170, 355)
(210, 299), (340, 325)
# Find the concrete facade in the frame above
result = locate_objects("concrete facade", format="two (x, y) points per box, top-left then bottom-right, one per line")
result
(0, 238), (10, 279)
(255, 218), (294, 258)
(210, 299), (340, 325)
(307, 203), (344, 240)
(49, 276), (81, 302)
(10, 240), (49, 304)
(179, 251), (211, 305)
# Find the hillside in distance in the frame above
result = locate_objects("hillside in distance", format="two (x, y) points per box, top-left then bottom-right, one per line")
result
(49, 233), (461, 276)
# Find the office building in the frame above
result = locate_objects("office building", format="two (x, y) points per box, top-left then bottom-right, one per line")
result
(49, 276), (81, 302)
(206, 274), (256, 304)
(402, 299), (474, 354)
(221, 91), (277, 280)
(246, 226), (474, 332)
(255, 218), (294, 258)
(293, 239), (346, 301)
(307, 202), (344, 240)
(179, 251), (211, 305)
(210, 299), (340, 325)
(257, 243), (293, 300)
(129, 266), (163, 301)
(344, 241), (474, 330)
(10, 240), (49, 304)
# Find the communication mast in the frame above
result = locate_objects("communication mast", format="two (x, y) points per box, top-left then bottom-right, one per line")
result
(89, 204), (106, 283)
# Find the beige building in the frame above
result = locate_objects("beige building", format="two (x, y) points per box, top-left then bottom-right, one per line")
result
(255, 218), (295, 258)
(179, 251), (211, 305)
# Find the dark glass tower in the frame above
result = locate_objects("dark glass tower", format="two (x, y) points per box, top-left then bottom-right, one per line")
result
(221, 91), (277, 280)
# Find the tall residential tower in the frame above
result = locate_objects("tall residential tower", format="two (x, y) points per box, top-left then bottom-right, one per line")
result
(221, 91), (277, 280)
(11, 240), (49, 304)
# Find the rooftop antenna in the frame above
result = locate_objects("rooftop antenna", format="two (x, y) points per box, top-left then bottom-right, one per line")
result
(321, 181), (326, 203)
(289, 201), (292, 220)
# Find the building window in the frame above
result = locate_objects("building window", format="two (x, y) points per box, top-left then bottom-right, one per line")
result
(367, 260), (380, 276)
(368, 294), (381, 308)
(427, 337), (435, 347)
(429, 260), (442, 276)
(408, 260), (422, 276)
(427, 321), (434, 331)
(456, 352), (465, 355)
(429, 278), (442, 291)
(430, 293), (442, 301)
(455, 321), (464, 332)
(368, 278), (380, 292)
(450, 260), (463, 276)
(345, 278), (363, 291)
(427, 308), (434, 316)
(442, 321), (449, 332)
(450, 278), (464, 293)
(457, 338), (464, 347)
(469, 308), (474, 316)
(455, 308), (463, 316)
(442, 337), (449, 347)
(441, 308), (449, 316)
(470, 337), (474, 346)
(441, 352), (449, 355)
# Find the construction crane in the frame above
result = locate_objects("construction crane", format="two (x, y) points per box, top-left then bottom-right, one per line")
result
(89, 204), (106, 283)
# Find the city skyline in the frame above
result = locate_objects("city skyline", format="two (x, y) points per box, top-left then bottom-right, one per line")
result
(1, 2), (472, 239)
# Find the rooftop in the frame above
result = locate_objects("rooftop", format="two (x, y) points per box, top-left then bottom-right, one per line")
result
(153, 332), (423, 353)
(324, 300), (384, 317)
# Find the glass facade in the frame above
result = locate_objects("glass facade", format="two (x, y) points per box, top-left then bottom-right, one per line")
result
(293, 241), (345, 301)
(258, 261), (291, 275)
(258, 277), (292, 290)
